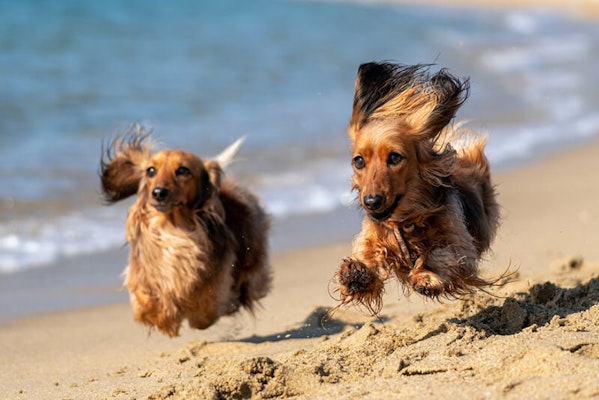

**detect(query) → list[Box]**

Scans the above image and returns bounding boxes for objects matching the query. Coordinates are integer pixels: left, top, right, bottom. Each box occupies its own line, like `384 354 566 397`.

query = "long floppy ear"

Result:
423 69 470 138
204 160 223 190
192 138 244 208
189 161 219 209
349 62 424 138
349 62 469 140
99 125 154 203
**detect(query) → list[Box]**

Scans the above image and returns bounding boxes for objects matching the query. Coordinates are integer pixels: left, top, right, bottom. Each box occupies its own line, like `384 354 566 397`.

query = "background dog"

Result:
100 125 271 336
335 62 501 314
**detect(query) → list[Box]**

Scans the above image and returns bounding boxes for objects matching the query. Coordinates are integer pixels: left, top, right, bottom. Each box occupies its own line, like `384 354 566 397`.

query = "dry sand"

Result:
2 4 599 399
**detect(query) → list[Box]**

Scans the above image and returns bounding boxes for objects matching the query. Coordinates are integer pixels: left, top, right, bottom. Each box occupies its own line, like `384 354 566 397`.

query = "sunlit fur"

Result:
100 125 271 337
335 63 501 314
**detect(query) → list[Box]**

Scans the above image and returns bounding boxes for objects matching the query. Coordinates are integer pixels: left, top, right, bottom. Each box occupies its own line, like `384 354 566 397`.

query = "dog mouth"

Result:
367 195 401 222
151 201 183 213
151 201 173 213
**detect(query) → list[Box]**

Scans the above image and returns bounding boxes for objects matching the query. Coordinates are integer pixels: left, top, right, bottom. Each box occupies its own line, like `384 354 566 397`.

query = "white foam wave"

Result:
504 12 539 35
0 161 355 273
256 159 353 218
0 209 126 274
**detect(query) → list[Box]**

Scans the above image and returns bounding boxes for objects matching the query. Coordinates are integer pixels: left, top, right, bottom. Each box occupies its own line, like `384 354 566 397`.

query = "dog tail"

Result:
215 136 245 169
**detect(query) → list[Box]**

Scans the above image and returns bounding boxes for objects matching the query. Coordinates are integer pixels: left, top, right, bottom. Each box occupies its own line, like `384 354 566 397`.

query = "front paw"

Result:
335 258 385 314
338 258 373 293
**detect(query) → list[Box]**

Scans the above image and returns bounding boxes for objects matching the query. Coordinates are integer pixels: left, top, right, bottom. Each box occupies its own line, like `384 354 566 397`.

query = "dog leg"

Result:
408 246 478 298
129 290 182 337
337 221 398 312
408 255 450 298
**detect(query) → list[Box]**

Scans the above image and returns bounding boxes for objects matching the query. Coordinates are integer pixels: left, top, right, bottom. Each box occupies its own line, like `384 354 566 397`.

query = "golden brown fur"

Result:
100 125 271 336
335 63 501 314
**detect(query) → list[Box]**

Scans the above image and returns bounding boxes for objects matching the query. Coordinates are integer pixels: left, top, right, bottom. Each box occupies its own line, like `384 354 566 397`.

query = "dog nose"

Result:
363 194 383 211
152 187 169 201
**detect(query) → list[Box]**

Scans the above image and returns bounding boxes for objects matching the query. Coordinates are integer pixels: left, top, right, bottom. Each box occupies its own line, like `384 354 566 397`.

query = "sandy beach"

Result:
2 2 599 399
2 135 597 400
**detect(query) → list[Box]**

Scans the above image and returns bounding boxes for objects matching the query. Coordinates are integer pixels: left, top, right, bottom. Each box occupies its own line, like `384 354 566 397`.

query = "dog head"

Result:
142 150 220 213
348 62 469 222
100 126 222 213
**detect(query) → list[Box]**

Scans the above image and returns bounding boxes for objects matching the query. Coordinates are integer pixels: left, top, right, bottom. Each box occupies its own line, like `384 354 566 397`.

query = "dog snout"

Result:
363 194 383 211
152 186 169 202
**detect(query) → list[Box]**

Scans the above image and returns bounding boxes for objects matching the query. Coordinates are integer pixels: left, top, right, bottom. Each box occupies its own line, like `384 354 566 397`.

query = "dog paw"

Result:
338 258 374 293
409 269 446 298
335 258 385 314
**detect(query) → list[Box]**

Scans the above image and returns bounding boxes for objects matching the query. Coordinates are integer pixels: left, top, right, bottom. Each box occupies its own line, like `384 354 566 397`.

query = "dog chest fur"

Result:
124 202 234 309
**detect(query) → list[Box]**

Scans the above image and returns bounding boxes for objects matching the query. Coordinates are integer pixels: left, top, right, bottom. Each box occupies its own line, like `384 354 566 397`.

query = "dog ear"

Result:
99 126 153 203
421 69 470 138
205 160 223 189
349 63 469 140
350 62 407 139
351 62 394 130
192 138 242 208
191 160 222 208
350 63 429 133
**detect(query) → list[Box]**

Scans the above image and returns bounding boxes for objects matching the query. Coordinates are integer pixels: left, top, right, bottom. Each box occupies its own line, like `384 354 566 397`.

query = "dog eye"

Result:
387 152 404 166
146 167 156 177
176 166 191 177
352 156 365 170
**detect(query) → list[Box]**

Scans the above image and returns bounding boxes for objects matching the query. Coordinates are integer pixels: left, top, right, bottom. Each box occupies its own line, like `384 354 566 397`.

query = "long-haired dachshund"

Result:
335 62 501 314
100 125 271 336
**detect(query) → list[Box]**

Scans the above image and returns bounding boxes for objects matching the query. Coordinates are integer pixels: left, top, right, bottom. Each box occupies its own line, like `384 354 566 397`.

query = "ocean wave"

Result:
0 210 126 274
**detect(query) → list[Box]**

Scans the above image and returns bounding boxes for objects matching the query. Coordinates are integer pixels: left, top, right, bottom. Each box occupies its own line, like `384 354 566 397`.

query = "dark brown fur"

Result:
335 63 501 314
100 125 271 336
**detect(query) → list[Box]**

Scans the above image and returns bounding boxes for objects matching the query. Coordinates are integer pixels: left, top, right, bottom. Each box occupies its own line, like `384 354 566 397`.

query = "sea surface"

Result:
2 0 599 277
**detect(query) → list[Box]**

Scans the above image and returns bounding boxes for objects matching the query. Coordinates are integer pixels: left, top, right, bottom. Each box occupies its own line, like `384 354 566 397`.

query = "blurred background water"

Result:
2 0 599 276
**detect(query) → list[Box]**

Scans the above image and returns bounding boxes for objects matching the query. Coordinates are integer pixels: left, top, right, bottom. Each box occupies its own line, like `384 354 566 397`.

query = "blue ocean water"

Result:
1 0 599 273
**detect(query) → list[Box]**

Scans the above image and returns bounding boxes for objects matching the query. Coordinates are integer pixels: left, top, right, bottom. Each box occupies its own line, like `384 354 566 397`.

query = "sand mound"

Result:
140 259 599 400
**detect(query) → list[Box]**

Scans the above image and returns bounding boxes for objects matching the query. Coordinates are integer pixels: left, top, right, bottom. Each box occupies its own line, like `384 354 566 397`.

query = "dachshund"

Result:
335 62 501 314
100 125 271 336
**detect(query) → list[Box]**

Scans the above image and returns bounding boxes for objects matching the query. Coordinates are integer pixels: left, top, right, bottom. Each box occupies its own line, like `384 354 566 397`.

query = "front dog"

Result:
335 62 501 314
100 126 271 336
